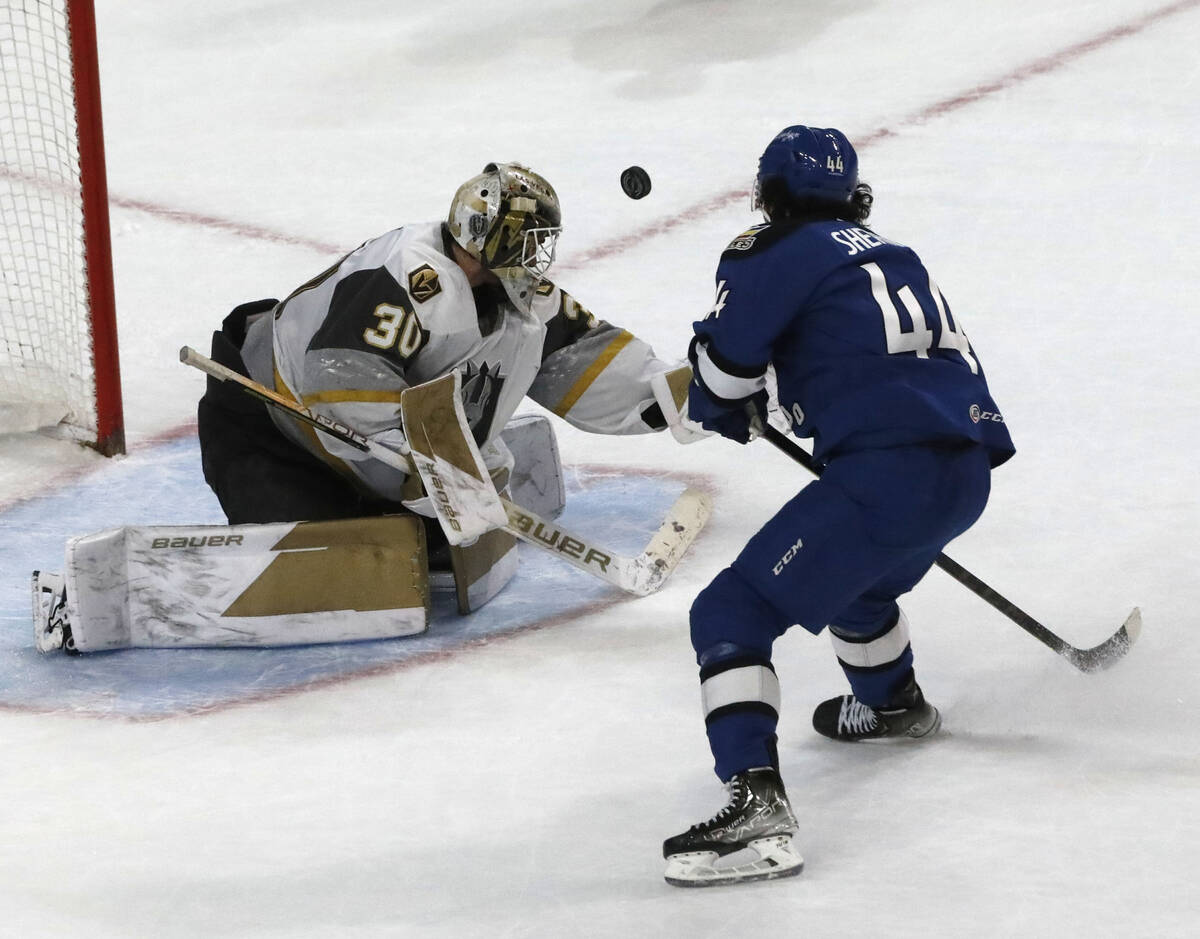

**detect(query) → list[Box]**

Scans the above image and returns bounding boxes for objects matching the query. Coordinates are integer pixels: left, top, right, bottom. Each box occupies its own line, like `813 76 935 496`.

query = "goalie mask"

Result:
448 162 562 311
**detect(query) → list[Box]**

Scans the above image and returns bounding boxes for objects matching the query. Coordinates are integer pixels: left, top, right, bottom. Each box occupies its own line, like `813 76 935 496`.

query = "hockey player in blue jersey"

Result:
662 125 1015 887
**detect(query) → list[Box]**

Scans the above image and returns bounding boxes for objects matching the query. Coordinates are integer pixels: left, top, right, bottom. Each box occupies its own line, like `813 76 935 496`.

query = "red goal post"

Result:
0 0 124 455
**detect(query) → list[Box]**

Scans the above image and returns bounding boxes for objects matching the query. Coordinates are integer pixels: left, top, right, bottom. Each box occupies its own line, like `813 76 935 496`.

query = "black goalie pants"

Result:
196 299 413 526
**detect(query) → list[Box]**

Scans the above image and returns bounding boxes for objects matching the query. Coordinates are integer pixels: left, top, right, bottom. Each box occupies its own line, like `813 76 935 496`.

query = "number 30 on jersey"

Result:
363 302 425 360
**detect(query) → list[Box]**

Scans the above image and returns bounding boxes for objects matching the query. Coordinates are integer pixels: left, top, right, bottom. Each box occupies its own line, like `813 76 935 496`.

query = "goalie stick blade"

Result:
1061 607 1142 673
627 488 713 597
501 487 711 597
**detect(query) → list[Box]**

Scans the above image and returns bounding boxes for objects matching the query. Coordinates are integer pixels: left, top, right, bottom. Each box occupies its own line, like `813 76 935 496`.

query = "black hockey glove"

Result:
686 335 769 444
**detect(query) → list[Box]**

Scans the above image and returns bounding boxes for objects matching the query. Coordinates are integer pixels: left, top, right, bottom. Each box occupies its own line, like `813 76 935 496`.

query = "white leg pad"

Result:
64 516 430 651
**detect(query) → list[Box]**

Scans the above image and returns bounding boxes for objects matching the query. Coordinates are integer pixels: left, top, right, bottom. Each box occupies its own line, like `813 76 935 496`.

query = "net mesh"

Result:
0 0 97 437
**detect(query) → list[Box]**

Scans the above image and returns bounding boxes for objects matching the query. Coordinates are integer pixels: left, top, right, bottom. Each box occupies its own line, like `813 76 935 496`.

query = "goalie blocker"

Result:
33 415 567 653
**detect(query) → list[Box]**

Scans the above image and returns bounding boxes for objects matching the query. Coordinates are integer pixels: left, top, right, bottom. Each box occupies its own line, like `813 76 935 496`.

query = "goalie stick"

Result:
761 425 1141 673
179 346 711 597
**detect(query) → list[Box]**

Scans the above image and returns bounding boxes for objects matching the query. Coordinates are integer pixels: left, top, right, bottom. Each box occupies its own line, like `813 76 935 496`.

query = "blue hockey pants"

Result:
690 442 992 780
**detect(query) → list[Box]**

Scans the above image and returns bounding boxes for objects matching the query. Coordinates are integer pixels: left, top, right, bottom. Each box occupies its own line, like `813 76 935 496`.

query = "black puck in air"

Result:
620 166 652 199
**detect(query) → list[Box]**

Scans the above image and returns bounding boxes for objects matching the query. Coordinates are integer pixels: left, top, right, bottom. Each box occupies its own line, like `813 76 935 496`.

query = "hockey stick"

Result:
179 346 711 597
761 424 1141 672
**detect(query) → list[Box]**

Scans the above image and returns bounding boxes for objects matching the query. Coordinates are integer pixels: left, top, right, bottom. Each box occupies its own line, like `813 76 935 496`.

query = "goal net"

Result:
0 0 124 455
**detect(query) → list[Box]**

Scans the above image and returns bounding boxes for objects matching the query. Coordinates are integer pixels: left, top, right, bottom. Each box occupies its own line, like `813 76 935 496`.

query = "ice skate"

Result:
812 676 940 741
663 767 803 887
32 571 75 654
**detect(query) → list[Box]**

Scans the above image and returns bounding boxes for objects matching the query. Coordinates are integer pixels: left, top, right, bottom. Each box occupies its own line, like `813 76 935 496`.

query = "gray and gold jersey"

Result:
240 221 669 501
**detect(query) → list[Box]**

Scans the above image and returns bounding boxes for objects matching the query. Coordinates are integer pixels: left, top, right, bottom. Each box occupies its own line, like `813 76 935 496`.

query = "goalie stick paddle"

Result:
761 424 1141 673
179 346 711 597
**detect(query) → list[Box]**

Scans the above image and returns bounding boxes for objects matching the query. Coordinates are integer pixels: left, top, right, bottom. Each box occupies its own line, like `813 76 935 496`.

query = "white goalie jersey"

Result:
238 221 672 501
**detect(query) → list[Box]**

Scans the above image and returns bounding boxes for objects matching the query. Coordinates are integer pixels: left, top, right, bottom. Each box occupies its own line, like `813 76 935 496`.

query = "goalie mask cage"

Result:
0 0 124 455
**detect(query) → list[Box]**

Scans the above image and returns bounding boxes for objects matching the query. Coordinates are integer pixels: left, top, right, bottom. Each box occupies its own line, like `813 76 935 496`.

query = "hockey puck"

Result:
620 166 652 200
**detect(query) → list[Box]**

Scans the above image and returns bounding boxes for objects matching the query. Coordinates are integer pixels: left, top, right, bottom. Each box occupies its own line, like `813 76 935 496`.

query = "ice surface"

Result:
1 1 1197 936
2 440 694 718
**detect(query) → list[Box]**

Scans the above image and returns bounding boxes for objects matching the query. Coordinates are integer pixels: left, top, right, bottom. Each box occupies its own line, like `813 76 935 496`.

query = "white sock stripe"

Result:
700 665 781 718
694 342 767 402
829 610 912 668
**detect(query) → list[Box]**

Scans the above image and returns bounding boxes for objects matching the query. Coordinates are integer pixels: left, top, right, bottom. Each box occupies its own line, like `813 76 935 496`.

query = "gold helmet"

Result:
448 162 562 285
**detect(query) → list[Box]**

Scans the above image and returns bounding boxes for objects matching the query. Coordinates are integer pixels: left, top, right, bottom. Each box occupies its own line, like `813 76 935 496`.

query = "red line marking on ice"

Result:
0 164 342 256
566 0 1200 267
875 0 1200 131
110 195 343 255
0 422 198 515
0 590 636 724
7 0 1191 266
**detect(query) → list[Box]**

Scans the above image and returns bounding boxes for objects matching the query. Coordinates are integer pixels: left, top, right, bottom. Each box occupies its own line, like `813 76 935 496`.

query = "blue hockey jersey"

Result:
690 219 1015 466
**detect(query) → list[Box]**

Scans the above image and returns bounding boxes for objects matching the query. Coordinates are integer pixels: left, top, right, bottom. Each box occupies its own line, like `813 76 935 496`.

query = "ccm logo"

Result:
772 537 804 576
969 404 1005 424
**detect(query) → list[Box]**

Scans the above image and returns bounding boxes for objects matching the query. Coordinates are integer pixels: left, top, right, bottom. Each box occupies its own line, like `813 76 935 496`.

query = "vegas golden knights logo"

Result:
408 264 442 303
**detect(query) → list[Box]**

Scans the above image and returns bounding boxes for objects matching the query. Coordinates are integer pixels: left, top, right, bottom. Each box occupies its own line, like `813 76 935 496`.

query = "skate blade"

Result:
664 835 804 887
905 706 942 739
843 705 941 742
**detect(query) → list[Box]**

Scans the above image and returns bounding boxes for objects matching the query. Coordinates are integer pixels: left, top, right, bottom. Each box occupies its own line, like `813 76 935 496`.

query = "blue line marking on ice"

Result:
0 436 686 719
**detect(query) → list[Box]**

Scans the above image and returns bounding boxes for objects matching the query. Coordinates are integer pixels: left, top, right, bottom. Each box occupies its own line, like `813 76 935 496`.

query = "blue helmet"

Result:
753 125 858 212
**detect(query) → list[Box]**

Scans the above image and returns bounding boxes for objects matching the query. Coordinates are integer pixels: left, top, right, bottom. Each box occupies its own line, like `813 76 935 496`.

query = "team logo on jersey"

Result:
407 265 442 303
535 280 556 297
460 360 504 441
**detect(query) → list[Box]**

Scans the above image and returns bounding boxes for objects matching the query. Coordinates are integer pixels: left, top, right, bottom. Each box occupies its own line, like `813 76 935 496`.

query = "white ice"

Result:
2 0 1198 936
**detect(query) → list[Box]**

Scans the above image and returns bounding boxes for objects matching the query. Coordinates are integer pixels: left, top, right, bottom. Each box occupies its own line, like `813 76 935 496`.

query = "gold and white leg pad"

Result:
664 835 804 887
60 515 430 652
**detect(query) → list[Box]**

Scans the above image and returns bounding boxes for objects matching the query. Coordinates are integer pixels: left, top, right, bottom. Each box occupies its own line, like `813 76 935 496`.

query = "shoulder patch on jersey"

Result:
407 264 442 303
535 280 556 297
725 224 769 252
720 222 798 261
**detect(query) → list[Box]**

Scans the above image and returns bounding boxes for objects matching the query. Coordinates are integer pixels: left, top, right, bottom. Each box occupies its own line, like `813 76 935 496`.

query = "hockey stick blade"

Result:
627 486 713 596
1059 606 1141 673
923 522 1143 674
